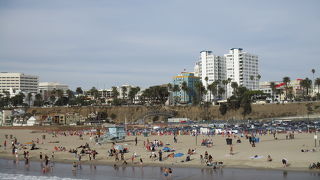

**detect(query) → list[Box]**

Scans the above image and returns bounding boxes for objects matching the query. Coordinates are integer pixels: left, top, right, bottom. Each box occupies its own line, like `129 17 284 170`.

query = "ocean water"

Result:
0 159 319 180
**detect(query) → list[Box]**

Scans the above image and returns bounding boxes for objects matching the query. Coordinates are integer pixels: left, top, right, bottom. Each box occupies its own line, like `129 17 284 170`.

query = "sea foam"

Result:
0 172 87 180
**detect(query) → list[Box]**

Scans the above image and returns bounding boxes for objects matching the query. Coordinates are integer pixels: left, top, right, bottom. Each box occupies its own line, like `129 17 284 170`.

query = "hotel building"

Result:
0 72 39 93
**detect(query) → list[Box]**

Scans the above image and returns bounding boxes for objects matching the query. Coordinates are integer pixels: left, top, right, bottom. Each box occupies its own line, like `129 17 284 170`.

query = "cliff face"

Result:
26 102 320 123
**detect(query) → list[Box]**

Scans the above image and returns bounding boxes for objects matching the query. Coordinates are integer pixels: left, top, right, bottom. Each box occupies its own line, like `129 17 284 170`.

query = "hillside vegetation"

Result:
25 102 320 123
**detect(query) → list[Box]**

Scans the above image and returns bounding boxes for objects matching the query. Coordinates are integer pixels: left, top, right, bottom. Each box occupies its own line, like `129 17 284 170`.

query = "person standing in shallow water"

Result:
72 162 77 171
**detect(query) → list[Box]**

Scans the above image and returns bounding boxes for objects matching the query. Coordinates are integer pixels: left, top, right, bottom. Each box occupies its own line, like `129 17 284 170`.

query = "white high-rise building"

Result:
194 51 226 100
224 48 259 97
0 72 39 93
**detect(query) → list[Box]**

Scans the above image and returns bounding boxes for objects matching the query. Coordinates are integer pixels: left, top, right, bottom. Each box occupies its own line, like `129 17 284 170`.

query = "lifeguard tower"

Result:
99 125 126 143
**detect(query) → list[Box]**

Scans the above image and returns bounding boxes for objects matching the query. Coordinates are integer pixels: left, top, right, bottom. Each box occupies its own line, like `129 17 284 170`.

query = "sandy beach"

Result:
0 128 319 171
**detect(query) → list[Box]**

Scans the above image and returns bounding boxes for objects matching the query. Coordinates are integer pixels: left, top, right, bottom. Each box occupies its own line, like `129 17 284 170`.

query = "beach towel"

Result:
174 153 184 157
163 147 171 152
250 155 264 159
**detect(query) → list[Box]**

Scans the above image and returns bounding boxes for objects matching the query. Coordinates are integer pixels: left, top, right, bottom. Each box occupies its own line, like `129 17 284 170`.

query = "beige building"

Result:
39 82 69 101
0 72 39 93
39 82 69 92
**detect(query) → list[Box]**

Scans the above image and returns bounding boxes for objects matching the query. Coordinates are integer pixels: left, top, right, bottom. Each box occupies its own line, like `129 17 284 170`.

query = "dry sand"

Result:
0 129 319 171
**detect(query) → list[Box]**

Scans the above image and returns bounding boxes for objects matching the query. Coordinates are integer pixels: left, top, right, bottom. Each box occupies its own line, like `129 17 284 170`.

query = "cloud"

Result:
0 0 320 90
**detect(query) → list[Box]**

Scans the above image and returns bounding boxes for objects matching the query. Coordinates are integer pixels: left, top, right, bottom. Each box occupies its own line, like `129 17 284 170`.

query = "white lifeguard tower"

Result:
99 125 126 143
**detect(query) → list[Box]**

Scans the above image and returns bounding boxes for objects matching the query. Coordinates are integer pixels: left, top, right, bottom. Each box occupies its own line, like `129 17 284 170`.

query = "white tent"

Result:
26 116 37 126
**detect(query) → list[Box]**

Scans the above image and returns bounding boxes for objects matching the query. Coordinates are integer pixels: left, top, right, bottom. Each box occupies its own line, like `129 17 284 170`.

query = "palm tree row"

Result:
277 69 320 101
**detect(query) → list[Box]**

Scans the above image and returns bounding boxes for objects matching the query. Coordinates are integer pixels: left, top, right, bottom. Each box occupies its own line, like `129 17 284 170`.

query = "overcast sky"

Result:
1 0 319 90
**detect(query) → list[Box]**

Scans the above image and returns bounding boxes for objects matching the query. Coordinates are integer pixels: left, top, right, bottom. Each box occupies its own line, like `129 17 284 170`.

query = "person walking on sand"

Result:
282 158 288 167
159 150 163 161
4 140 6 150
229 145 233 155
131 153 135 163
135 137 138 146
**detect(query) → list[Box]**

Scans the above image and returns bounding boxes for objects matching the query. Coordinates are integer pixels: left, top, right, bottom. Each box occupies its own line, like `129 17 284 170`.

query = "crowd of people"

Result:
1 127 319 178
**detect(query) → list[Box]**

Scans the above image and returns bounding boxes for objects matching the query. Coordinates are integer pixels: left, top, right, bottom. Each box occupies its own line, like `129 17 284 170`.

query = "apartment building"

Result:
224 48 259 97
194 51 226 101
172 72 200 104
194 51 226 86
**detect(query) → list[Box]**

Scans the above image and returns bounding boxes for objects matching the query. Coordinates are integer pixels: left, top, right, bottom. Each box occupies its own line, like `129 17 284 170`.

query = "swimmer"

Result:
72 162 77 171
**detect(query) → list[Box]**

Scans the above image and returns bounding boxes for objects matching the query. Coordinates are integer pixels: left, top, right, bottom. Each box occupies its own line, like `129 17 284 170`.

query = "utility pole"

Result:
315 125 317 147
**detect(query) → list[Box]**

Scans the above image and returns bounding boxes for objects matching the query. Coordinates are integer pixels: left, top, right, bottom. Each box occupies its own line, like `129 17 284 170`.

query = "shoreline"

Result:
0 153 317 173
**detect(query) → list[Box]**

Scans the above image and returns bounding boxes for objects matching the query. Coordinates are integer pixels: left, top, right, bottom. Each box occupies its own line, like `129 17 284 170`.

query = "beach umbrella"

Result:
114 145 124 151
174 153 184 157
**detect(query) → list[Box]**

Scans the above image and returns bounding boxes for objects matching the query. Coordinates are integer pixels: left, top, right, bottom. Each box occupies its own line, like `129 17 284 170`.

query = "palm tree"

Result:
270 82 277 103
222 80 228 99
311 69 315 96
51 89 57 97
195 81 204 104
287 87 294 101
181 81 188 103
250 75 254 89
218 87 225 99
34 93 43 107
282 76 290 100
76 87 83 95
300 78 312 98
257 74 261 81
56 89 64 99
315 78 320 95
304 78 312 96
207 83 216 103
111 86 119 100
121 86 127 100
231 82 238 95
204 77 209 102
172 84 180 105
49 95 56 105
27 92 33 106
257 74 261 91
